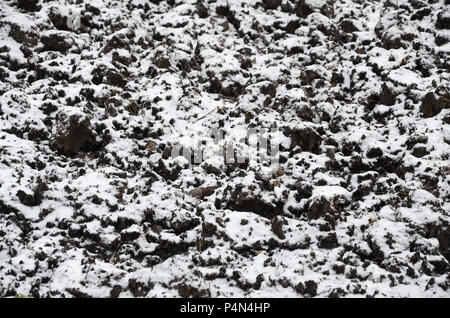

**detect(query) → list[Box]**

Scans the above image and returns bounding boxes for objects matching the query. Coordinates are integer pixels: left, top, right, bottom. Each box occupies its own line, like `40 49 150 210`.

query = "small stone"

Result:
189 186 217 199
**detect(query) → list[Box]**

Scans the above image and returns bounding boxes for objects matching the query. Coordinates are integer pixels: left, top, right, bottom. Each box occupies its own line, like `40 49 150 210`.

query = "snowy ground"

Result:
0 0 449 297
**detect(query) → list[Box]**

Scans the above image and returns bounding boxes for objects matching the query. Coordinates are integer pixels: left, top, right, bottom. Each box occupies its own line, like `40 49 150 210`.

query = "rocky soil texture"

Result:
0 0 449 297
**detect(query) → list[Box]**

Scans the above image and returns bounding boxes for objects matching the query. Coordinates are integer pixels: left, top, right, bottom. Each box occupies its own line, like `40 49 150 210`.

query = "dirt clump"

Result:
285 127 322 154
16 179 48 207
41 33 73 53
17 0 41 12
271 217 285 239
51 111 98 156
420 92 449 117
319 232 339 249
438 226 450 262
379 84 396 106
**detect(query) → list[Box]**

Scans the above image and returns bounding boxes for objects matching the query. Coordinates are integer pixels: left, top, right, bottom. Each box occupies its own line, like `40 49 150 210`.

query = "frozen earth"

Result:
0 0 449 297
